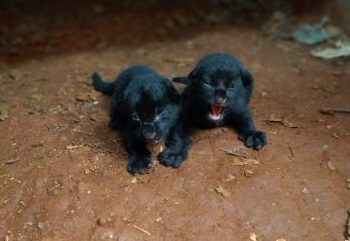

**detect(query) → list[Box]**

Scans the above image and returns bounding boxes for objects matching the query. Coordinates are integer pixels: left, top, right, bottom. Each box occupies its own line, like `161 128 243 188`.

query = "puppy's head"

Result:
125 80 180 145
191 66 253 120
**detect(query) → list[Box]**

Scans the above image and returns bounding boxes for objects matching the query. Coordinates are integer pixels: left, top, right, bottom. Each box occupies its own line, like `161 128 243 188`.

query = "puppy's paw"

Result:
127 156 152 174
240 131 267 150
158 150 187 168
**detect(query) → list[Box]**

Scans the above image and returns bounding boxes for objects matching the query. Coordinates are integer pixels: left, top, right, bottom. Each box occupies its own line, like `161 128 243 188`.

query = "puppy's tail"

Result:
172 77 191 85
92 72 114 95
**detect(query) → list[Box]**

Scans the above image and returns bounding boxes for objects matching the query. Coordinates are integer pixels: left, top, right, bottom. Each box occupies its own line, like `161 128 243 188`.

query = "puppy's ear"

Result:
167 86 181 103
241 69 254 88
188 67 198 80
173 77 191 85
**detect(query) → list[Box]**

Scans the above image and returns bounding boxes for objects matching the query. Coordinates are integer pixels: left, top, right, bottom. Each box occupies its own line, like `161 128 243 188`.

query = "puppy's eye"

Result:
201 81 212 87
131 113 140 122
229 81 237 88
155 115 161 121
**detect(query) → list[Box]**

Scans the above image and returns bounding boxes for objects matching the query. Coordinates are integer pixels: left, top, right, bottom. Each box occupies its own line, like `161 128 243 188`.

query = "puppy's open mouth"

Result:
209 104 225 120
145 138 162 146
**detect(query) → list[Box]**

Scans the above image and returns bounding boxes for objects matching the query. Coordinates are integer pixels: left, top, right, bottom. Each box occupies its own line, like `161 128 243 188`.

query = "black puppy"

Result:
92 65 180 174
159 52 267 168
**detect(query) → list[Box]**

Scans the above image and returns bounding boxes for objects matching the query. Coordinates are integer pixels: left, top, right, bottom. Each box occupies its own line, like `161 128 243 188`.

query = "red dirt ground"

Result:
0 2 349 241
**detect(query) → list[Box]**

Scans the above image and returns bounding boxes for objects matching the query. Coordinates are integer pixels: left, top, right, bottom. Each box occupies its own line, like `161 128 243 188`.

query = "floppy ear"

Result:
188 67 198 80
241 68 254 88
173 77 191 85
167 86 181 103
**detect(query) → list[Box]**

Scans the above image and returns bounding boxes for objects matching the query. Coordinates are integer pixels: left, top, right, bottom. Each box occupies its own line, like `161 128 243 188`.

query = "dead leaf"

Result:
220 147 249 158
327 161 336 171
66 144 84 150
0 103 9 121
214 185 231 197
222 174 236 182
250 232 258 241
232 157 259 166
265 116 298 128
4 159 19 164
75 91 102 102
243 169 255 177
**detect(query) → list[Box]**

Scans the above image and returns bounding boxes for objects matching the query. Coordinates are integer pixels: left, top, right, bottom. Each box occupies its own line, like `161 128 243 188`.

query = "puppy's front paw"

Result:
240 131 267 150
127 156 152 174
158 150 187 168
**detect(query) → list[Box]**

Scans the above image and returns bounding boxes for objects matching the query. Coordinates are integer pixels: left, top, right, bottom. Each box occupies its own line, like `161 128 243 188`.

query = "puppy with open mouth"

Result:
159 52 267 168
92 65 180 174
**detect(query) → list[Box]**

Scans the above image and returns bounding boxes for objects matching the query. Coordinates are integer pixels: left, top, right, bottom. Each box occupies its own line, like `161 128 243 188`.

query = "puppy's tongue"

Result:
211 104 223 116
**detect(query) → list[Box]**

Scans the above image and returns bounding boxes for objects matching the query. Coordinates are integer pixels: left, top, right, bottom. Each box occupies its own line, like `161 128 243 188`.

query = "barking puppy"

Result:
159 52 267 168
92 65 180 174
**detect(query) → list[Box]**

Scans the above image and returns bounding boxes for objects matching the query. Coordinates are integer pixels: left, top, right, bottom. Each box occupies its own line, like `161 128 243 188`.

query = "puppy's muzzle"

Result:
214 89 227 106
142 123 156 141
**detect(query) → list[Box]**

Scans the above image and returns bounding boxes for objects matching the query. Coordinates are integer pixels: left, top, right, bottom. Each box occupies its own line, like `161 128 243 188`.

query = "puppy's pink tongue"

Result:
211 104 223 116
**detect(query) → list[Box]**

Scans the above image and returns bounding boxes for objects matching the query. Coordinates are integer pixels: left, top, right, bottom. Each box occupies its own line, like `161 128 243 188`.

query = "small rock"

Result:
97 217 107 226
84 168 91 175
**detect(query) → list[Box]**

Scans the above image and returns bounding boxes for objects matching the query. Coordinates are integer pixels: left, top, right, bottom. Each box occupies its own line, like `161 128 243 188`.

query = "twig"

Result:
131 224 151 236
219 148 250 159
288 146 295 160
346 209 350 240
265 117 298 128
122 216 151 236
319 108 350 115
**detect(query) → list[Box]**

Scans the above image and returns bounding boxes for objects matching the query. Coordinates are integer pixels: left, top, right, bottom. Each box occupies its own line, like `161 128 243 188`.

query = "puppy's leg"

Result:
159 123 192 168
124 136 152 174
229 109 267 150
108 100 123 130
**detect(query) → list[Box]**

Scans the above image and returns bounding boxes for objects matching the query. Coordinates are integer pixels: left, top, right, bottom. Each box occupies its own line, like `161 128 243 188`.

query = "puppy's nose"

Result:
215 96 227 105
215 89 227 105
142 123 156 140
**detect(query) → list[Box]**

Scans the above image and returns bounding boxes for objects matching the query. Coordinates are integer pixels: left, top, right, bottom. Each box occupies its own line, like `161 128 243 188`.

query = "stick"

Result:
288 146 295 160
319 108 350 115
131 224 151 236
346 209 350 240
219 148 250 159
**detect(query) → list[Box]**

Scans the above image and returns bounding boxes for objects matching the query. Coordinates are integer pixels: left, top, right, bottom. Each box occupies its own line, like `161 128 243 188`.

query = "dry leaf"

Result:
327 161 336 171
222 174 236 182
66 144 84 150
250 232 258 241
214 185 231 197
265 116 298 128
220 147 249 158
0 103 9 121
232 157 259 166
4 159 19 164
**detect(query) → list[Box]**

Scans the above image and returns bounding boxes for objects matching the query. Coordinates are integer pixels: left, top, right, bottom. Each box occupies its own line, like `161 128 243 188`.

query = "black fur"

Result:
93 65 180 174
160 53 267 168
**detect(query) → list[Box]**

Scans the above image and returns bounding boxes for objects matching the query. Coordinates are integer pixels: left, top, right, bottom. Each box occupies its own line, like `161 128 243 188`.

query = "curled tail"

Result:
92 72 114 95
